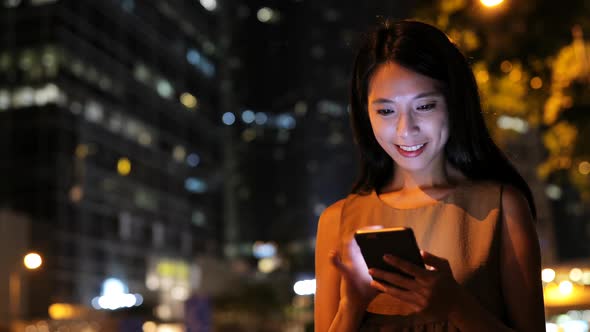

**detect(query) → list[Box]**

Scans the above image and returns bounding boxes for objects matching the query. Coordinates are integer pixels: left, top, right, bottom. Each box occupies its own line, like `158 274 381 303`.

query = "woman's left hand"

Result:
368 250 461 318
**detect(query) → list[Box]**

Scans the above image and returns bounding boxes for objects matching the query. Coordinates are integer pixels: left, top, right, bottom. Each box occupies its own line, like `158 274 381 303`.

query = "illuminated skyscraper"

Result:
0 0 222 327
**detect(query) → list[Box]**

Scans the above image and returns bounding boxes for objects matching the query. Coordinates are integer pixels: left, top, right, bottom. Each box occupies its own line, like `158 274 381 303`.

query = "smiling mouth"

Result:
396 144 425 152
394 143 427 157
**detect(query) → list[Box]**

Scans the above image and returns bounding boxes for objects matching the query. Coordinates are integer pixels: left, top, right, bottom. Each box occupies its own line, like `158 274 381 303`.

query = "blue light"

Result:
186 49 201 65
92 277 142 310
277 114 296 129
242 110 255 124
222 112 236 125
185 177 207 193
202 61 216 78
186 153 200 167
186 49 216 78
253 242 277 259
255 112 268 125
103 278 127 295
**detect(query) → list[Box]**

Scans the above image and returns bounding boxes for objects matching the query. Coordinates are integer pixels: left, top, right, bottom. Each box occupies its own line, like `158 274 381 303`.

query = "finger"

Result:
329 250 346 271
420 250 450 271
370 280 423 311
369 268 420 292
330 250 358 282
357 225 384 231
383 254 428 279
348 237 362 256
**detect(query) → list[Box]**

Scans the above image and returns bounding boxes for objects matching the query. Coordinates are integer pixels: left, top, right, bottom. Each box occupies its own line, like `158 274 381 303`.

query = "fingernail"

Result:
383 254 392 260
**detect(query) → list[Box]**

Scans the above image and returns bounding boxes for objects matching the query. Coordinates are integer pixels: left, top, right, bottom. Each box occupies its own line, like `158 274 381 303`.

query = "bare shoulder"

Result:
315 199 347 332
499 183 540 266
316 199 347 253
498 187 545 331
500 184 534 224
319 199 346 224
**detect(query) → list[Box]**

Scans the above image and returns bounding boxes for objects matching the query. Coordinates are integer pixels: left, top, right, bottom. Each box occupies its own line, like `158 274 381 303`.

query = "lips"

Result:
395 143 427 158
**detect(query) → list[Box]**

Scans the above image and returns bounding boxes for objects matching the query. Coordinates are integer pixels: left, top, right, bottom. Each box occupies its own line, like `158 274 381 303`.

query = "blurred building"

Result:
0 0 223 329
223 0 412 254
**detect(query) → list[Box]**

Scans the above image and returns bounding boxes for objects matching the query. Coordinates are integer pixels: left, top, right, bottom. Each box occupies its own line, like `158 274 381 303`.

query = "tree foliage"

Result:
414 0 590 200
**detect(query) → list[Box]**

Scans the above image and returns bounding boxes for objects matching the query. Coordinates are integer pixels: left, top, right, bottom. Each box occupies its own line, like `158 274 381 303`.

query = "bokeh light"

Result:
117 158 131 176
542 268 556 283
481 0 504 7
500 60 512 73
24 252 42 269
559 280 574 295
293 279 316 296
241 110 255 123
257 7 274 23
180 92 198 109
578 161 590 175
200 0 217 11
530 76 543 89
570 268 583 282
222 112 236 125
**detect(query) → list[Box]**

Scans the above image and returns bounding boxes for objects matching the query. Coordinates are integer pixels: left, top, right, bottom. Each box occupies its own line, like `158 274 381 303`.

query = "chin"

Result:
396 164 429 173
392 157 434 172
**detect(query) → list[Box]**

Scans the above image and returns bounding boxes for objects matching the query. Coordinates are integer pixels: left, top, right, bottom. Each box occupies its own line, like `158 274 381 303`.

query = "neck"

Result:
387 160 460 192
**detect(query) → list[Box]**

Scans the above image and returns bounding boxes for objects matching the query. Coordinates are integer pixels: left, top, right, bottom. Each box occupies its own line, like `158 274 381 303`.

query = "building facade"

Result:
0 0 222 329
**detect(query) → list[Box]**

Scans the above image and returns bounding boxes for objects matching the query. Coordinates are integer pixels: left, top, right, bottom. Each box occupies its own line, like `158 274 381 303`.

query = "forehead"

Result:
368 62 441 99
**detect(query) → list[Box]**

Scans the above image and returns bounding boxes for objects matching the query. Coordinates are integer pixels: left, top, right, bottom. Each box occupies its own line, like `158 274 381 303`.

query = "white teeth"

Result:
398 144 425 152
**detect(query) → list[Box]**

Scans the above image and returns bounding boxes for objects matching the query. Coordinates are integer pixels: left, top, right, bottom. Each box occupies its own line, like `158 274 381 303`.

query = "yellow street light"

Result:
23 252 42 270
9 252 44 327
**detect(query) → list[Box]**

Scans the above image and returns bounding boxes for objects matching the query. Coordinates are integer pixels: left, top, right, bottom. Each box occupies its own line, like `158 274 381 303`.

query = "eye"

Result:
377 109 395 115
416 103 436 111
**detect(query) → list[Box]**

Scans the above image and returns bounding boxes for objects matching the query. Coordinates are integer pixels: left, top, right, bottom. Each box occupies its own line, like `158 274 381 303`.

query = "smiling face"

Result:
367 62 450 178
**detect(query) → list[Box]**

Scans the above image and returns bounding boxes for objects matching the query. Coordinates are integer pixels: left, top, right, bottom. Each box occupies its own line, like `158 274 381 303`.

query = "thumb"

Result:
329 250 347 273
330 250 358 282
420 250 449 270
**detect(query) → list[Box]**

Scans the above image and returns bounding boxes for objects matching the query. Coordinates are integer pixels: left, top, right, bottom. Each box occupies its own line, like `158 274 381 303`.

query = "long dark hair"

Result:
349 19 536 218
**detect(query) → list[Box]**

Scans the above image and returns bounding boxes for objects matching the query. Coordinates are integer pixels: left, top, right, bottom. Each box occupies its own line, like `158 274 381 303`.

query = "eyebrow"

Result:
370 91 442 104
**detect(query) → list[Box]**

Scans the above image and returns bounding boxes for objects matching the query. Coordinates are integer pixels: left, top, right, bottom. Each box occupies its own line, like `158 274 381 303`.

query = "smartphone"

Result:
354 227 424 279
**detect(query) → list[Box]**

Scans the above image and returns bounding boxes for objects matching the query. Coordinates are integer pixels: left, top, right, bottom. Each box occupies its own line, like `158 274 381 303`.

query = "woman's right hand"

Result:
330 236 379 311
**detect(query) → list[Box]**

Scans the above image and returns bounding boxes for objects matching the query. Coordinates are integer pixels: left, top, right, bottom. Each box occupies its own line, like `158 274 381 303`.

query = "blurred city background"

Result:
0 0 590 331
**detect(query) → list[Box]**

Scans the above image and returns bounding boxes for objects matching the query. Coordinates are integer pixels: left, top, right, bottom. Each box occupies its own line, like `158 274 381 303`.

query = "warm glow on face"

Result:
24 252 42 269
367 62 449 176
481 0 504 7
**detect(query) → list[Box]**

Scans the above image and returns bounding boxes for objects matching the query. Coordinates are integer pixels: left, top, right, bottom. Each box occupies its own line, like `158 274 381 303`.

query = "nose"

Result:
396 110 419 138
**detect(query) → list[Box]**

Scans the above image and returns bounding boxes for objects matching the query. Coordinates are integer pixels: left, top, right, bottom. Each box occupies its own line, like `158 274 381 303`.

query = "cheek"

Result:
421 111 448 137
437 117 450 145
370 118 393 141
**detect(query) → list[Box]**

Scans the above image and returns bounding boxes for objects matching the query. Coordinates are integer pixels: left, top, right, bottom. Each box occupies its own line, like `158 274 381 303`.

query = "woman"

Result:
314 20 545 331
